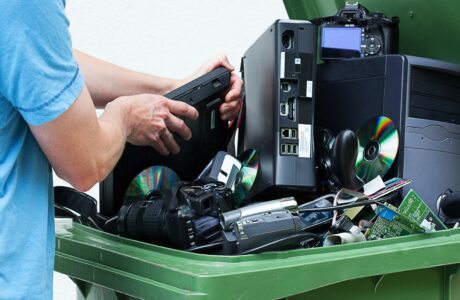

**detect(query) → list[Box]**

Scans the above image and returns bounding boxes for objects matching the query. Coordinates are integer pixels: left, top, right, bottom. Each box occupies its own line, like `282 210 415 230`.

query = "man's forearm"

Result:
74 50 179 108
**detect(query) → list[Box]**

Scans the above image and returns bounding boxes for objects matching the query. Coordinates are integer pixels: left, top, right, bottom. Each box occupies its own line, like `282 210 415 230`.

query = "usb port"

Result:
281 143 298 156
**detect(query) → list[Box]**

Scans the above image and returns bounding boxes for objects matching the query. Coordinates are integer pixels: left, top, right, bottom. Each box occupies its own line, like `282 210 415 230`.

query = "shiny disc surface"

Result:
234 149 259 206
355 116 399 182
123 166 180 202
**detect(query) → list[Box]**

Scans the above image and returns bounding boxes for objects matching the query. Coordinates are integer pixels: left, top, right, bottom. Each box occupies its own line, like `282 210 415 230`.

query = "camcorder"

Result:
312 2 399 60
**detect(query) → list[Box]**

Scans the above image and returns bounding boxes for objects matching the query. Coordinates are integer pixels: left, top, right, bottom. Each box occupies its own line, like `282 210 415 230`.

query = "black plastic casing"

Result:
100 68 230 216
241 20 317 201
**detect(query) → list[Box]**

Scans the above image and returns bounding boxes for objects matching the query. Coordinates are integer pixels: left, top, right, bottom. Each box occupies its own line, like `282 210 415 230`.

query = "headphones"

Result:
316 128 364 193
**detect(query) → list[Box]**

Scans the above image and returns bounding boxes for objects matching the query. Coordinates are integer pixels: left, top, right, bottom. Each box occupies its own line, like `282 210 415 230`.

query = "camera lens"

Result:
117 199 166 244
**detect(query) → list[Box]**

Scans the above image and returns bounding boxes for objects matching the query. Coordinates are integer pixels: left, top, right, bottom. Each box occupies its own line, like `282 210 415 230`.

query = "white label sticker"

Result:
298 124 311 158
295 58 301 65
362 176 385 196
306 80 313 98
280 52 285 79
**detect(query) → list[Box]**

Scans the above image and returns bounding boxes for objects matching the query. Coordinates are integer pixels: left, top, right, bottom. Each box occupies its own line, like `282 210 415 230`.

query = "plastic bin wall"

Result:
283 0 460 65
55 223 460 300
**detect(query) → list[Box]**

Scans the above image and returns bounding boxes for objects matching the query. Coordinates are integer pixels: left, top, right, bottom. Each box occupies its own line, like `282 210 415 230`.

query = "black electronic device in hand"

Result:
100 67 231 216
165 67 230 108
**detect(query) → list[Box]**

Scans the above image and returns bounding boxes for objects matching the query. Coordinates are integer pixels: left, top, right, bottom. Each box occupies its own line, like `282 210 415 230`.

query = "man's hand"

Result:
30 86 198 191
178 55 244 121
113 94 198 155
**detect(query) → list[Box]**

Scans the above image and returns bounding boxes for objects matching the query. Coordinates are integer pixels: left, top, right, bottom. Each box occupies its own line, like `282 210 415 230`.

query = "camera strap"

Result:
54 186 109 231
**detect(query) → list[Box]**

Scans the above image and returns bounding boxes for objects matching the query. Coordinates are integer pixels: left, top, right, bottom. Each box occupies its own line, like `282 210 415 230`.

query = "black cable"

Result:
186 241 224 253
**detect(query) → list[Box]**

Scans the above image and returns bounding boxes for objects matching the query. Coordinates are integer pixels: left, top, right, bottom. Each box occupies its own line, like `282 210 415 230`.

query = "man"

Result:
0 1 243 299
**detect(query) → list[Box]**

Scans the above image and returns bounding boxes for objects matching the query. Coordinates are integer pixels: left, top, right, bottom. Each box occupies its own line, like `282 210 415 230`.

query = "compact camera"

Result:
313 2 399 60
117 179 235 250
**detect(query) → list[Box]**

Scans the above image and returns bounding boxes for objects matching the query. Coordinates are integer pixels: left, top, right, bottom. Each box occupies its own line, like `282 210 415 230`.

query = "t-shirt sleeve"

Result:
0 0 84 126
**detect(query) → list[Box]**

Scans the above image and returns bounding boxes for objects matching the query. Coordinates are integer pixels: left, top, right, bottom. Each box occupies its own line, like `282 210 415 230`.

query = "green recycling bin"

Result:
54 2 460 299
283 0 460 64
55 222 460 299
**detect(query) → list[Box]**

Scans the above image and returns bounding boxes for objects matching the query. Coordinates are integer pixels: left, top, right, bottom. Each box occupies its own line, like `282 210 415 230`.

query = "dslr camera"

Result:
117 179 235 250
313 2 399 60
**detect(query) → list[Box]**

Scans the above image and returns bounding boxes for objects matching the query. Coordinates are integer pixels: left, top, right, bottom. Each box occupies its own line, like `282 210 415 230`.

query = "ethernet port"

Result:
281 128 290 139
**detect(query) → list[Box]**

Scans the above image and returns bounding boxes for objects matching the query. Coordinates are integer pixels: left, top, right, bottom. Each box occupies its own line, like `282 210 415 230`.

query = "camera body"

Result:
117 180 235 250
165 181 235 249
317 2 399 60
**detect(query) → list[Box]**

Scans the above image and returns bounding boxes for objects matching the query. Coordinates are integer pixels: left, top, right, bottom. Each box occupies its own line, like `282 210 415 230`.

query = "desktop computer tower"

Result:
241 20 317 201
316 55 460 210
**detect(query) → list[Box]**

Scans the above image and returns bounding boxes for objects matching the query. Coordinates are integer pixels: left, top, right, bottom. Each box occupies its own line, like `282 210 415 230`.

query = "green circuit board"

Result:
366 203 425 240
398 189 447 230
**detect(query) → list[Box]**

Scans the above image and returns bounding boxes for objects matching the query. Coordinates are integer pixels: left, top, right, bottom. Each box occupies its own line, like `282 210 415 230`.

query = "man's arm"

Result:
74 50 179 108
29 85 198 192
74 50 243 121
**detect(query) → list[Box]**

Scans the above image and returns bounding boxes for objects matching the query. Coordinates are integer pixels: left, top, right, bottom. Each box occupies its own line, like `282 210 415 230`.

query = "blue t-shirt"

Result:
0 0 84 298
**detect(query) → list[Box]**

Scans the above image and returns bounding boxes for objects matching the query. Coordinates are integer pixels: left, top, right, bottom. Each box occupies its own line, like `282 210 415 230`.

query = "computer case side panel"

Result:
242 20 277 200
243 20 317 201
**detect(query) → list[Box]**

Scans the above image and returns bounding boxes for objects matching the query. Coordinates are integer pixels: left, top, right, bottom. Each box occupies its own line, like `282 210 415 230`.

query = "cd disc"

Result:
355 116 399 182
234 149 259 206
123 166 180 202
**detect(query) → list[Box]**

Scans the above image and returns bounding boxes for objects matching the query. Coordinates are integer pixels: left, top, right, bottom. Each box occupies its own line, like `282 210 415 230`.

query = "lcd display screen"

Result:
322 27 362 51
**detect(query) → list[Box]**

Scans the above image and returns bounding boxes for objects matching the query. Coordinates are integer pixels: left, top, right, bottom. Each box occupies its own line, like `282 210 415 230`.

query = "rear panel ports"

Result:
280 98 296 120
280 102 288 116
280 143 298 156
287 97 296 121
281 81 291 92
281 128 297 139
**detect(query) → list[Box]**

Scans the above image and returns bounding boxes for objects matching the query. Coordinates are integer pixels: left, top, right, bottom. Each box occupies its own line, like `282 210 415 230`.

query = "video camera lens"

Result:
117 196 167 245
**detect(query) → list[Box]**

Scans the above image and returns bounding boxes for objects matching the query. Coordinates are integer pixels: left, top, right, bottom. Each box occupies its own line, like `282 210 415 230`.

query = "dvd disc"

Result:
355 116 399 182
123 166 180 202
234 149 259 206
